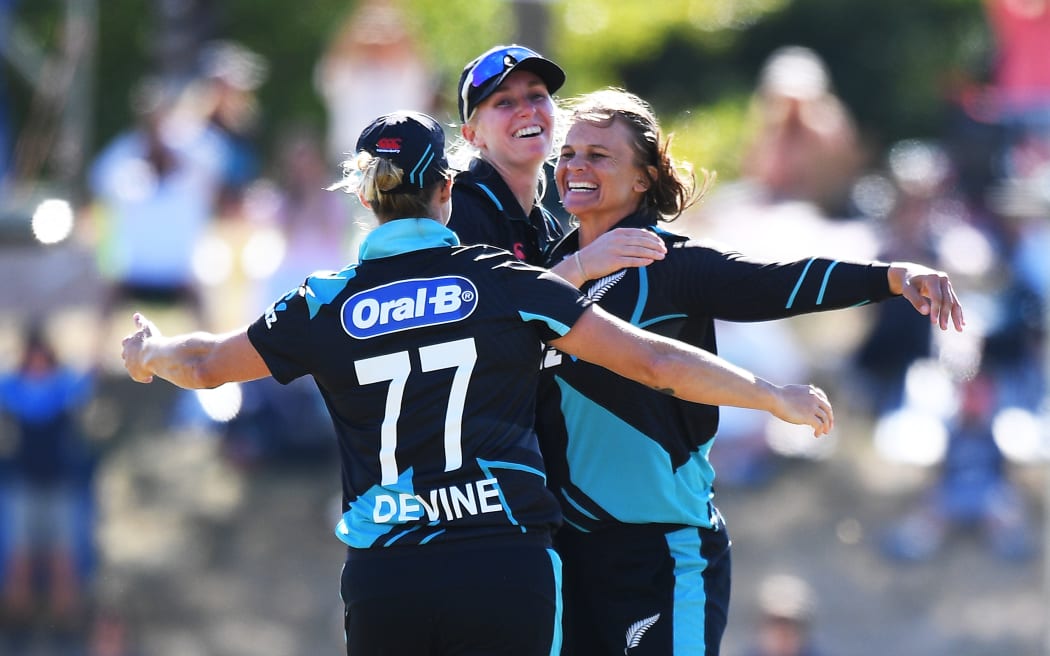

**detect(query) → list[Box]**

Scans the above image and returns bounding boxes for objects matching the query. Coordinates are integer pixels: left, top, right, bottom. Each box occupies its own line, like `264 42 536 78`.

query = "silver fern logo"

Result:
585 269 626 301
624 612 660 653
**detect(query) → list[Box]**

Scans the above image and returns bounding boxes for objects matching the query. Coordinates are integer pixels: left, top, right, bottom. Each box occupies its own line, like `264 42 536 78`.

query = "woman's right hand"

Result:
555 228 667 286
772 384 834 437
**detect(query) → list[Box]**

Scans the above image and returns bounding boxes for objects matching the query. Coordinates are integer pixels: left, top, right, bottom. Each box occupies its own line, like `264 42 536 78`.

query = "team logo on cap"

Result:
375 137 402 153
342 276 479 339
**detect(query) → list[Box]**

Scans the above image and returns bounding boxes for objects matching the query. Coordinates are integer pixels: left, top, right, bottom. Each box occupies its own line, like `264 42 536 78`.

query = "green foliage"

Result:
664 94 752 184
4 0 989 185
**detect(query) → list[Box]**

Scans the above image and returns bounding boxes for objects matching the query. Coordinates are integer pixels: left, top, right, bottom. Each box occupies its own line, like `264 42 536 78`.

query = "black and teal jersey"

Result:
247 219 591 552
449 158 563 266
537 209 895 532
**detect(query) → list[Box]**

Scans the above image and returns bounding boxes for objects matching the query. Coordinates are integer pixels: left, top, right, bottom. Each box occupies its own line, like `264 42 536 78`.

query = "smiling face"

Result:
556 117 651 229
462 70 555 172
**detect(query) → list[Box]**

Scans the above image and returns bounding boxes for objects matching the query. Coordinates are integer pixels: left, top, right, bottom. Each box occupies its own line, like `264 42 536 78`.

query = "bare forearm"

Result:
122 314 269 389
649 339 780 411
551 307 832 435
141 332 225 389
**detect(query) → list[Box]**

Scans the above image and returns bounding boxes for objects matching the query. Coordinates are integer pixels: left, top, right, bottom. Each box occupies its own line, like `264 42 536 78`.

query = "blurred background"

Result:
0 0 1048 654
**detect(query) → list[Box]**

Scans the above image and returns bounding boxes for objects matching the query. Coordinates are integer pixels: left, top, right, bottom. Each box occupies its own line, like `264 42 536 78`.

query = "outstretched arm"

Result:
549 305 833 437
121 313 271 389
551 228 667 287
887 261 965 332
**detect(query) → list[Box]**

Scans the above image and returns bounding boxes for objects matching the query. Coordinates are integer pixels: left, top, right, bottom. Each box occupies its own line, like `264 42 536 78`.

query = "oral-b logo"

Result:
342 276 478 339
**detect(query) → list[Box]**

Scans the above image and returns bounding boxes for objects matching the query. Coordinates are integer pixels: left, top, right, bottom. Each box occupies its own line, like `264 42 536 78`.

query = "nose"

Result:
564 153 585 171
517 99 537 118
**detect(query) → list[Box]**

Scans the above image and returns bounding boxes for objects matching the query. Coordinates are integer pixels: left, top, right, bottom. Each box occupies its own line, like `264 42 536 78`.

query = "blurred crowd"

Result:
1 0 1048 653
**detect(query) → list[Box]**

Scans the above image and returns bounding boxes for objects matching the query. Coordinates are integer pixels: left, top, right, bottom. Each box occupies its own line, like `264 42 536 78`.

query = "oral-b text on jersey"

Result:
342 276 479 339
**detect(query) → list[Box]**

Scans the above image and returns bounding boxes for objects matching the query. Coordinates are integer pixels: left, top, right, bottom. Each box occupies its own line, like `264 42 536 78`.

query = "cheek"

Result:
554 163 567 189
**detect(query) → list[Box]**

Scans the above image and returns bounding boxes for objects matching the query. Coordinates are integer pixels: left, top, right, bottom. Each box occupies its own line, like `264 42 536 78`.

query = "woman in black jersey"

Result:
449 44 666 278
120 110 836 656
540 88 966 656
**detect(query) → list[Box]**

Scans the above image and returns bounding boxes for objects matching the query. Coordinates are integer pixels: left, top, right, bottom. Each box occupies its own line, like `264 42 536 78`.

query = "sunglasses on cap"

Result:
466 45 542 89
458 45 565 122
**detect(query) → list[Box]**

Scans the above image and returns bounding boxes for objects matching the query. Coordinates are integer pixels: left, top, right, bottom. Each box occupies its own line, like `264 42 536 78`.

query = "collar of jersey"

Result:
357 218 461 261
550 208 662 262
458 158 531 221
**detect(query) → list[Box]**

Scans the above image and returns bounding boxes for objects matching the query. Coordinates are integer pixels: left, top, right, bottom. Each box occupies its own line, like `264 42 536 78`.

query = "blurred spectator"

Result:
314 0 437 167
190 40 269 218
881 373 1034 562
743 573 824 656
740 45 868 217
688 46 877 487
0 0 11 192
0 319 98 637
85 605 140 656
86 77 228 365
852 141 950 417
253 123 356 305
219 124 350 466
984 0 1050 126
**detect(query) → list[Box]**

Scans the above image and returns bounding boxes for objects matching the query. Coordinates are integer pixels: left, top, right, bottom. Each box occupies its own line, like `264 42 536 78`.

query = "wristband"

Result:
574 251 589 280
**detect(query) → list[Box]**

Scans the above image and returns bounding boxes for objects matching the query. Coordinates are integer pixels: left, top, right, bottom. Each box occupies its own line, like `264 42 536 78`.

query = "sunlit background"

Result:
1 1 1048 655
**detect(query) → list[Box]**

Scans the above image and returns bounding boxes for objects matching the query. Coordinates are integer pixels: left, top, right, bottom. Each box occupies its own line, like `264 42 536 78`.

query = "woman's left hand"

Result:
888 262 965 332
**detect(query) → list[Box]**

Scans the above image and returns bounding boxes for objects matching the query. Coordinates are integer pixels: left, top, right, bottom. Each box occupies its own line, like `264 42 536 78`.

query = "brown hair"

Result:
567 88 713 221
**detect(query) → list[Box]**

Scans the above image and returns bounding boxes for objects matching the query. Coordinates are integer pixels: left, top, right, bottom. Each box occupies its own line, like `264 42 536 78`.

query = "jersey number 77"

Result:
354 338 478 485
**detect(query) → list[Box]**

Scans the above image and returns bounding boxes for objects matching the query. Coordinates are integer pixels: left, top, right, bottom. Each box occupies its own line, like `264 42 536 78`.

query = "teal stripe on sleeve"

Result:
816 260 840 305
785 257 817 309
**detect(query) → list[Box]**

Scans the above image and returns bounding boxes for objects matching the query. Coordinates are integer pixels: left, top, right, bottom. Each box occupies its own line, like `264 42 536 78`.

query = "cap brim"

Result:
463 56 566 122
509 57 566 95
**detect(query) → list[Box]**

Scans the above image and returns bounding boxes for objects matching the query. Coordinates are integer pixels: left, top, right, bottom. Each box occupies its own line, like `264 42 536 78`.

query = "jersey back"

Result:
248 243 589 550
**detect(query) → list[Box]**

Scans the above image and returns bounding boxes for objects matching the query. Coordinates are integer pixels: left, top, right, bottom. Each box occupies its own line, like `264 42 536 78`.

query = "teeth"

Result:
514 126 542 138
568 182 597 191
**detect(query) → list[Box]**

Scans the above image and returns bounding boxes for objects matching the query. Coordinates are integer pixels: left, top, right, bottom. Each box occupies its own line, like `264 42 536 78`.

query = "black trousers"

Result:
556 517 731 656
341 539 562 655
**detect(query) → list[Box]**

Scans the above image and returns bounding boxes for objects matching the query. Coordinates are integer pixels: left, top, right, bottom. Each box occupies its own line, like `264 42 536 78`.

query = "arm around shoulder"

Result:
549 306 833 436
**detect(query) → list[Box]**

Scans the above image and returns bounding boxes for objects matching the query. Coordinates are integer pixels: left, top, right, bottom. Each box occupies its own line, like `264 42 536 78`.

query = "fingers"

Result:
904 274 966 332
926 277 965 332
581 229 667 278
122 312 154 384
133 312 154 338
812 386 833 437
779 384 834 437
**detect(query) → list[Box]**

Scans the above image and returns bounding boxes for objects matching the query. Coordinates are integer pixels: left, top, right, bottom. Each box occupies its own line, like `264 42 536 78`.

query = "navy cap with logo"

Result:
355 111 449 194
458 44 566 123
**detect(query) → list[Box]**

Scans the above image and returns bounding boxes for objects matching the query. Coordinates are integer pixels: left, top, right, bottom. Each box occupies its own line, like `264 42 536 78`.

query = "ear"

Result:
356 191 372 209
437 176 453 204
461 123 477 145
633 165 657 193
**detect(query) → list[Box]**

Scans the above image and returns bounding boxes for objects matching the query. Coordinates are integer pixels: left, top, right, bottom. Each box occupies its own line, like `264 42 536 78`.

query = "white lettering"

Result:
353 299 380 329
438 487 453 519
387 298 415 322
418 490 442 521
397 492 422 522
369 478 505 524
415 288 427 317
430 285 462 314
373 495 397 523
477 478 503 513
449 485 477 519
